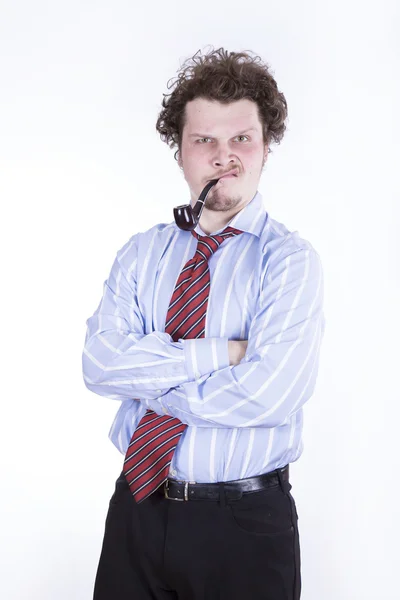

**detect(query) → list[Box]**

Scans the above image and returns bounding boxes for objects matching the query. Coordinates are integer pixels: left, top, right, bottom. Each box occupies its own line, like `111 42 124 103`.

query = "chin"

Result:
207 193 242 212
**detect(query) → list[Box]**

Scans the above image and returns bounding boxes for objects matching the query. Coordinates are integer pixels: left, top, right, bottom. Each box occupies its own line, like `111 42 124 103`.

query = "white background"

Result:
1 1 399 598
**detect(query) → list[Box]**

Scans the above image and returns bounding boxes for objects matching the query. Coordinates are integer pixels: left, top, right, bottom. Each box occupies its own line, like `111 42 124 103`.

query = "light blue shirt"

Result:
82 191 325 483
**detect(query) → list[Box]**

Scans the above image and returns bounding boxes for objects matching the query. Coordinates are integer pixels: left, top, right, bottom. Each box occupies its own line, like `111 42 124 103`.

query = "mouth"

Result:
209 169 239 183
216 174 238 185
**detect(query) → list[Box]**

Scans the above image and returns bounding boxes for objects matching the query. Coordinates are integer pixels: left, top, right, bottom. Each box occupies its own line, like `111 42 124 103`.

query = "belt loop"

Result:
218 482 226 508
276 468 289 494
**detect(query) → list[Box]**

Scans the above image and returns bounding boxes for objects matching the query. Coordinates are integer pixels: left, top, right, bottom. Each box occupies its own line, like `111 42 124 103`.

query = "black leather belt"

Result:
160 465 289 501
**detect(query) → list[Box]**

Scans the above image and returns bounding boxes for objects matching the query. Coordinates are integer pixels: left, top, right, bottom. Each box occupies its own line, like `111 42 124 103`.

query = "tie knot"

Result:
191 226 243 262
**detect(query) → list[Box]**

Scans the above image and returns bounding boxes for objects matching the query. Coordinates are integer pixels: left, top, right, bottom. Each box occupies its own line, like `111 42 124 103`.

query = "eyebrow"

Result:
188 128 257 138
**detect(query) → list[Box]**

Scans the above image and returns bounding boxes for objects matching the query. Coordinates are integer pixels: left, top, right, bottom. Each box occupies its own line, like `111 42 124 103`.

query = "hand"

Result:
228 340 248 366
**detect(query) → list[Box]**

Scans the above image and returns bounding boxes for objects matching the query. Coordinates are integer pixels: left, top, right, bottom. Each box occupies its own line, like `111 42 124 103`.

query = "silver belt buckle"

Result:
164 480 194 501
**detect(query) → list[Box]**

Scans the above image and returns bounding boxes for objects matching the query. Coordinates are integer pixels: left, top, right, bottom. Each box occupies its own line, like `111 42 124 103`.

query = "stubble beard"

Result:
204 186 242 212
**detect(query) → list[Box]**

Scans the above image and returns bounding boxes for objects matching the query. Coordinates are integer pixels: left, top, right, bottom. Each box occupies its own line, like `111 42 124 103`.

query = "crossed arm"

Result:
82 238 325 429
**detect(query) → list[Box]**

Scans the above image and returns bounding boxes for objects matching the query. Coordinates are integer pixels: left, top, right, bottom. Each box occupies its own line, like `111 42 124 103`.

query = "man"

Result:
83 47 325 600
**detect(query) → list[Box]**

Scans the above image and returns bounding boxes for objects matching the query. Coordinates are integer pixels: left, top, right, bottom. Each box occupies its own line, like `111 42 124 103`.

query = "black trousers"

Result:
93 470 301 599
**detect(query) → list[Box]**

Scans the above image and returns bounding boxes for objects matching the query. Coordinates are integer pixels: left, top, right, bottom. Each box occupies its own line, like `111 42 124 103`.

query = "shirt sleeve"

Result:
148 245 325 428
82 236 230 401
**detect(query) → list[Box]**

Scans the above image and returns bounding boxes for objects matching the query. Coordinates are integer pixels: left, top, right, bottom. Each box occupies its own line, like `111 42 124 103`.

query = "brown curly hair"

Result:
155 46 288 161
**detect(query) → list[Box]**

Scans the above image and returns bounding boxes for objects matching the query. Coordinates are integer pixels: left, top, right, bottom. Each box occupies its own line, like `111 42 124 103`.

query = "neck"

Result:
197 195 254 235
198 208 236 235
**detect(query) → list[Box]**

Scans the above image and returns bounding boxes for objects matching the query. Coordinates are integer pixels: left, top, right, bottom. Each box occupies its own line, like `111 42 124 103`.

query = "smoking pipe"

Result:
173 179 220 231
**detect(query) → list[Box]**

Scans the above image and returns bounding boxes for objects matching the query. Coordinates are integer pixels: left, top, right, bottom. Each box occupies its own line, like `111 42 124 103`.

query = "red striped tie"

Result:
123 225 243 502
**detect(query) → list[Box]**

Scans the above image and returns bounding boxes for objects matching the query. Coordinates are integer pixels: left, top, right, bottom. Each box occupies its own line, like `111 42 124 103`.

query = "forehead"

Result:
183 98 262 134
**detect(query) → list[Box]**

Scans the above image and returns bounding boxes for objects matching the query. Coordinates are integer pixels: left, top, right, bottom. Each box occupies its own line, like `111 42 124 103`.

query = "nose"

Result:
211 141 237 169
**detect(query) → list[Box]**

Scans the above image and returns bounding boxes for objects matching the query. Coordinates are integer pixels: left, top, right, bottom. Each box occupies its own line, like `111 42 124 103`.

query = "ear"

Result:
177 151 183 169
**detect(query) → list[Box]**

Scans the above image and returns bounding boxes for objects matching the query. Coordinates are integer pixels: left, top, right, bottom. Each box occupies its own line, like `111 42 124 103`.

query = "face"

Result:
178 98 268 215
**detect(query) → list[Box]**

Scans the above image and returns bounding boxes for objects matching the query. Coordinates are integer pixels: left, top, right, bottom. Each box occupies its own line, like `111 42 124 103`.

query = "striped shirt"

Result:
82 191 325 483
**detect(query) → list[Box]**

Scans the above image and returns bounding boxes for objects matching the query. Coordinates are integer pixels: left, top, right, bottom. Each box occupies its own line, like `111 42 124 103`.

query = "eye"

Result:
235 135 249 142
197 137 212 143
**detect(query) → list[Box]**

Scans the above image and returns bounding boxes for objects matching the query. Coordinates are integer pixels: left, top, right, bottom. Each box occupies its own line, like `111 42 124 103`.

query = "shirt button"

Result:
170 469 177 476
163 407 168 414
194 371 200 379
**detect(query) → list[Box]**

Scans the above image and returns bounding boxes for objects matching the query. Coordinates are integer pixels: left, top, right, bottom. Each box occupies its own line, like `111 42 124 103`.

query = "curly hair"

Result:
155 46 288 161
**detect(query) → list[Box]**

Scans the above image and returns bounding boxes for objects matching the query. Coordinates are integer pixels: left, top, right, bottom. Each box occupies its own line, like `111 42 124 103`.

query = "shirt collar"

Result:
194 191 267 238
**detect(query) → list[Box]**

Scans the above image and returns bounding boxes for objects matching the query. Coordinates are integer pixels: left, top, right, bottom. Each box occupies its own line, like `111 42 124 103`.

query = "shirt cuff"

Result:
182 337 230 381
139 338 230 417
